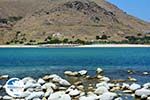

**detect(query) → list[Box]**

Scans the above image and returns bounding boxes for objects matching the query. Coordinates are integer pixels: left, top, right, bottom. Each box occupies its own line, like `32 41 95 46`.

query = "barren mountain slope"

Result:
0 0 149 44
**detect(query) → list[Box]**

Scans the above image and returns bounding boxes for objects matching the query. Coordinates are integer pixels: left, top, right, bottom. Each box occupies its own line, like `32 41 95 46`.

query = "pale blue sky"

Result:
108 0 150 22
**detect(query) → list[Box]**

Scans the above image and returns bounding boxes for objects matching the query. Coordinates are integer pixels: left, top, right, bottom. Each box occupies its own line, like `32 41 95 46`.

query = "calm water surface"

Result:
0 47 150 84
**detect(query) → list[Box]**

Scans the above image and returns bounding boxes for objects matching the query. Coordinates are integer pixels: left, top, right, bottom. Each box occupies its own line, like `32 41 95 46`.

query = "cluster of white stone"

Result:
0 68 150 100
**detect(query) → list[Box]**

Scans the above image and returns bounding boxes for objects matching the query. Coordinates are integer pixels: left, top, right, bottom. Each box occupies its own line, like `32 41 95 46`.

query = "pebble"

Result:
128 77 137 82
64 71 78 76
42 82 57 90
96 82 110 89
3 95 13 100
79 95 98 100
97 75 103 79
68 89 80 97
24 82 41 89
44 87 54 97
96 68 103 74
48 91 71 100
0 75 9 79
94 86 108 95
100 76 110 82
59 79 71 86
99 92 118 100
77 85 84 91
122 83 130 89
147 97 150 100
143 83 150 89
78 70 87 76
37 78 45 84
25 92 44 100
129 83 141 91
143 72 149 75
135 88 150 97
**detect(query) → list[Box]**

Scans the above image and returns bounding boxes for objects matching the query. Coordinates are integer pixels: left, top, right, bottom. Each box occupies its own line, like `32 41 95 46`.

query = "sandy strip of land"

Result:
0 44 79 48
0 45 39 48
0 44 150 48
76 44 150 48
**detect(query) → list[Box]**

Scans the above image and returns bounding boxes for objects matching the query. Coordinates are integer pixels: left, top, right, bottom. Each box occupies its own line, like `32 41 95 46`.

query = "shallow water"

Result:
0 47 150 84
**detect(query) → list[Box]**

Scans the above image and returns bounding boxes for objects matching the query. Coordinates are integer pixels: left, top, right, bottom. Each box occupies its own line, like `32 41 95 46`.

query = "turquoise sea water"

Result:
0 47 150 84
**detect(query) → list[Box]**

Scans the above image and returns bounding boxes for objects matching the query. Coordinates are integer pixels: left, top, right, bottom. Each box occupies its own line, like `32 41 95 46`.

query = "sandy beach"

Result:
0 44 150 48
76 44 150 48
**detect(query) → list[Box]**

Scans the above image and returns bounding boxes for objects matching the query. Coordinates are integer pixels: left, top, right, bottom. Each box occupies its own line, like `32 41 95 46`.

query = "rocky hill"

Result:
0 0 150 44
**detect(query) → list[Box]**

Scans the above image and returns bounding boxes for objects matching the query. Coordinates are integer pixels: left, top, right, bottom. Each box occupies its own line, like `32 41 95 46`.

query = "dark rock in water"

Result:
127 70 136 74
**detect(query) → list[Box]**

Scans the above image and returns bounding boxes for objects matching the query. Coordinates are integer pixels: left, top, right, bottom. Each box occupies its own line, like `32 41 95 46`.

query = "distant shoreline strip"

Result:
0 44 150 48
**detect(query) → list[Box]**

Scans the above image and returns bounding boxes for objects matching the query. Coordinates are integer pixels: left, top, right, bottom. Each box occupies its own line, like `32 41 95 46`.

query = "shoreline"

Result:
0 44 150 48
76 44 150 48
0 68 149 99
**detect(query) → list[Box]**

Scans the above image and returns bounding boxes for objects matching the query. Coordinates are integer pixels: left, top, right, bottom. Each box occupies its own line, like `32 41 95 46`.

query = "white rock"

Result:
22 77 36 84
79 95 98 100
37 78 45 84
45 87 54 97
52 78 62 83
20 91 31 97
26 88 34 92
0 75 9 79
3 95 13 100
100 77 110 82
94 86 108 95
24 82 41 89
99 92 117 100
33 98 41 100
59 79 71 86
49 74 61 79
143 72 149 75
69 89 80 97
135 88 150 97
64 71 78 76
66 85 76 93
122 83 130 89
108 83 115 88
25 92 44 100
143 83 150 89
78 70 87 76
49 74 62 82
87 92 96 96
96 82 110 89
123 90 132 93
128 77 137 82
80 92 85 96
141 94 147 99
59 87 67 90
129 83 141 91
147 97 150 100
96 68 103 74
97 75 103 79
43 75 50 80
116 83 120 87
42 82 57 90
48 91 71 100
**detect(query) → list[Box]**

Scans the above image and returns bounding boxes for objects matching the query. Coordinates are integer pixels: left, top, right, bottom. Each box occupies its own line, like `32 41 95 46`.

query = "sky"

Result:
108 0 150 22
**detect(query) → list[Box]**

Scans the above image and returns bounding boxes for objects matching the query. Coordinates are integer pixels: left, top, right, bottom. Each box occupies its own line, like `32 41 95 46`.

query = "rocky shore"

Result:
0 68 150 100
